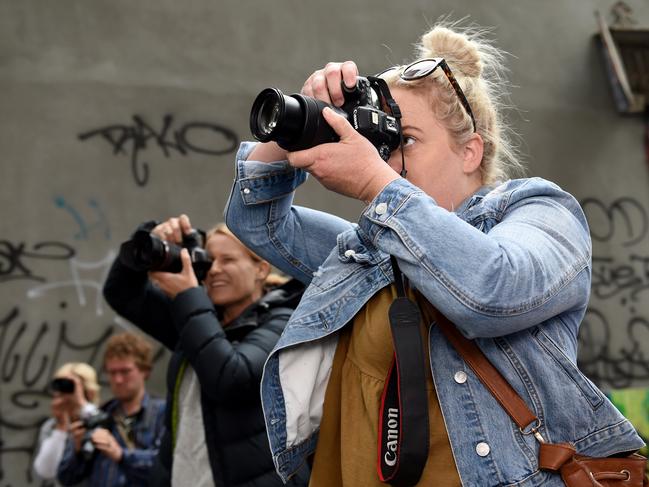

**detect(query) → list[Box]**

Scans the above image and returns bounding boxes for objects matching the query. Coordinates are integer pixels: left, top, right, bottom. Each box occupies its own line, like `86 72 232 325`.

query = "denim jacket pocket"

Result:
302 232 387 300
336 229 382 265
532 328 604 409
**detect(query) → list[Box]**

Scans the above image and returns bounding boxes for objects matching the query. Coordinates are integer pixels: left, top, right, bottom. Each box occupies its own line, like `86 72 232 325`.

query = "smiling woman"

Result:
202 223 272 324
102 215 308 487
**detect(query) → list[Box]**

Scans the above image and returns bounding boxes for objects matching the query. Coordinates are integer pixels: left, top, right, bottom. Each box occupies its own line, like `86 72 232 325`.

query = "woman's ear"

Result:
462 132 484 175
256 260 271 282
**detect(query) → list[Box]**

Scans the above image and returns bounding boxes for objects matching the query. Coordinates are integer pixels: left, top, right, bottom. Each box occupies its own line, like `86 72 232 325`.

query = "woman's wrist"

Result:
359 166 400 204
248 141 287 163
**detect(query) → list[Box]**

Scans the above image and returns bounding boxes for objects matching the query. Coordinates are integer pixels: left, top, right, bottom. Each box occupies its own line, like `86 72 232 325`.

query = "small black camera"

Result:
119 229 213 281
80 410 113 461
50 378 75 394
250 77 401 161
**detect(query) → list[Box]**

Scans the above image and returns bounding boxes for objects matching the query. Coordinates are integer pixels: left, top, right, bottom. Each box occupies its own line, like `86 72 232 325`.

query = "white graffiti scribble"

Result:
26 250 117 316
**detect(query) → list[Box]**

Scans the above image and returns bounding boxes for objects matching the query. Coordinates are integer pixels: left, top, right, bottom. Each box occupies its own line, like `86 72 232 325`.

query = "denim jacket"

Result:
57 393 166 487
224 142 645 487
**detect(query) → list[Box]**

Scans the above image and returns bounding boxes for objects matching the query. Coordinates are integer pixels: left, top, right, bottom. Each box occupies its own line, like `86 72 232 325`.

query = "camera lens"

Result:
257 98 282 136
50 378 75 394
250 88 304 143
250 88 344 151
120 230 182 273
131 232 168 268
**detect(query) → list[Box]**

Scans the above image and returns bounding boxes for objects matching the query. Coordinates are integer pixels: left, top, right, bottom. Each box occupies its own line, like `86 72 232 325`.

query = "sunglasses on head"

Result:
376 58 476 132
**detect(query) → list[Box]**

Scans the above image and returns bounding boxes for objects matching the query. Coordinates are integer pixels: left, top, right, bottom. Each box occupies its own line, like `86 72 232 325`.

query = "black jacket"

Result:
103 255 309 487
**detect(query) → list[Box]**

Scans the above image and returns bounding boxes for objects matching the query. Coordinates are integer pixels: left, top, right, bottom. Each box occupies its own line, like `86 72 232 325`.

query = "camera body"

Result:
250 77 401 161
50 377 75 394
80 410 113 461
119 227 213 281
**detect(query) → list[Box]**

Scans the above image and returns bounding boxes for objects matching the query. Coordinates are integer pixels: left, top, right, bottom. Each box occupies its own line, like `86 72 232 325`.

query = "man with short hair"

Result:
57 332 166 487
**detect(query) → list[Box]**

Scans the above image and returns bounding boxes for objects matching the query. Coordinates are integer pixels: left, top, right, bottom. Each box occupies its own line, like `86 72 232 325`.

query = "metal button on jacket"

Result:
454 371 468 384
476 442 490 457
375 203 388 215
344 249 356 257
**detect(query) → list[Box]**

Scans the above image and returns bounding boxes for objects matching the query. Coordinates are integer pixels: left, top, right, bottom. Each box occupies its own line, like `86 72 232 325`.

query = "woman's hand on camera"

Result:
287 108 399 203
302 61 359 106
152 214 193 243
149 249 199 299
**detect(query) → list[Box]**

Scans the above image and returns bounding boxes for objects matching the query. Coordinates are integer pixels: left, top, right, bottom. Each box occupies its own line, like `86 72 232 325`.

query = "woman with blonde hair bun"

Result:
226 18 645 487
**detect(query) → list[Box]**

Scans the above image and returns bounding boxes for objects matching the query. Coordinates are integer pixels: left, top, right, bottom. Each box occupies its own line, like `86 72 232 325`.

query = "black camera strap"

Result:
377 256 430 486
367 76 408 178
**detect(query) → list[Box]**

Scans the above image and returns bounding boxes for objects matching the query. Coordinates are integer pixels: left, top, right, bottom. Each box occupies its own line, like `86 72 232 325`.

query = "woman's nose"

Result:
209 259 222 274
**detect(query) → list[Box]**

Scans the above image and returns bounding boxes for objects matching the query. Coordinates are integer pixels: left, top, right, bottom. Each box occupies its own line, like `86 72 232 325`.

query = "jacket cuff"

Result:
171 287 214 333
235 142 308 205
358 178 427 243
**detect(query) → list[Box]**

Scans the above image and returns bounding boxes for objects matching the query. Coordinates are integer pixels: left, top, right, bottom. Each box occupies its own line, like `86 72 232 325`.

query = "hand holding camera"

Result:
49 375 89 430
301 61 361 108
249 61 400 203
148 215 202 298
150 214 192 244
70 409 114 460
149 248 199 299
89 427 123 462
119 214 212 292
288 107 400 202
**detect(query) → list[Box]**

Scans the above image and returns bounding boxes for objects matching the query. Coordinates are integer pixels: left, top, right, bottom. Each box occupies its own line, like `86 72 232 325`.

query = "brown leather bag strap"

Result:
419 300 649 485
420 300 539 431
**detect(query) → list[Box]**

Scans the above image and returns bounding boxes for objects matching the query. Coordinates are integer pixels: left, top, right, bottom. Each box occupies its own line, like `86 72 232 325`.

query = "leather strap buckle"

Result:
519 418 545 443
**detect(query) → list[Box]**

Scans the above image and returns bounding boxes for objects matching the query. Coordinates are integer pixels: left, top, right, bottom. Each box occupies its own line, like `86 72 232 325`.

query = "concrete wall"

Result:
1 0 648 484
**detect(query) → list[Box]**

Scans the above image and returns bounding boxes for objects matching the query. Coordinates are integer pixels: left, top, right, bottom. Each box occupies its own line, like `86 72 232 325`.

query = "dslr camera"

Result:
80 410 113 461
50 377 75 394
119 225 213 281
250 77 401 161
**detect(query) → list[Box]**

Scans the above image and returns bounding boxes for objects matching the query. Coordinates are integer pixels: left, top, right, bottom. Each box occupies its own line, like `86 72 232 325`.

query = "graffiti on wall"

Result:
0 241 76 285
0 111 239 486
578 197 649 388
78 114 239 187
0 198 168 487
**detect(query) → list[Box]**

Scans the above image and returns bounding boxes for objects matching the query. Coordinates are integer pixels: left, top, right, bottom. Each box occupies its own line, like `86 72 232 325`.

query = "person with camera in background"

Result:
33 362 100 486
57 332 165 487
102 216 309 487
225 18 646 487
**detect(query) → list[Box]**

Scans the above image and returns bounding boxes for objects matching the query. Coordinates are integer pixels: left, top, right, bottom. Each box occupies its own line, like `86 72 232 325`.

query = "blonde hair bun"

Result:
417 26 482 78
388 18 524 184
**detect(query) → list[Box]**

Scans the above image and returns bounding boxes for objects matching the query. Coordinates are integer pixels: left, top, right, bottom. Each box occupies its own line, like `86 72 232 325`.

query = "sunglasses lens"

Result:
376 66 399 77
402 59 441 80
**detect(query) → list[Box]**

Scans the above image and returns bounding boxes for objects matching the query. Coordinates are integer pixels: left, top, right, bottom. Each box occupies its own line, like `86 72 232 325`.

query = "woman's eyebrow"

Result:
400 124 424 135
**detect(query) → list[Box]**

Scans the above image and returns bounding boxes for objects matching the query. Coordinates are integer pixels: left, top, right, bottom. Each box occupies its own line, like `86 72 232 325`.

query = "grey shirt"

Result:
171 365 214 487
